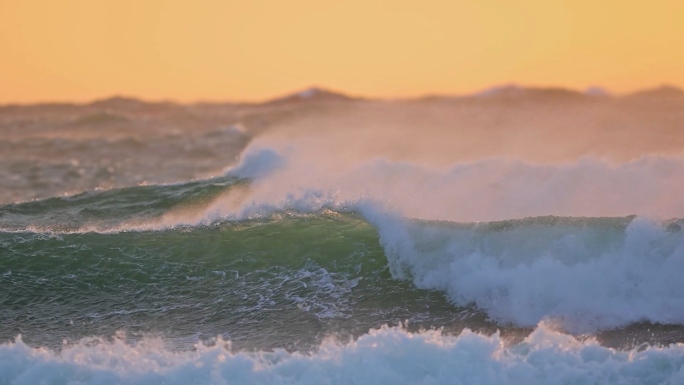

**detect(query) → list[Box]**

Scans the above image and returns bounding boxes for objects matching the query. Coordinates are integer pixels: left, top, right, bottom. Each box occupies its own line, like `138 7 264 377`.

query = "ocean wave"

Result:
2 324 684 385
3 206 684 338
3 144 684 334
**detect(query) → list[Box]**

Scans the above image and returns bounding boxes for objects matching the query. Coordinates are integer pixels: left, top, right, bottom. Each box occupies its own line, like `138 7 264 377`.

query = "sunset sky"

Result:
1 0 682 103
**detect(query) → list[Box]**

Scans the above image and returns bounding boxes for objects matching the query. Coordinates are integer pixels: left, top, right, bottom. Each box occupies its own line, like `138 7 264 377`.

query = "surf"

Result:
3 324 684 385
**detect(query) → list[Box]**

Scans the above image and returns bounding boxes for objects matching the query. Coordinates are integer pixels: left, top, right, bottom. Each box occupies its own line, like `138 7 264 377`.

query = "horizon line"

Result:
1 82 683 107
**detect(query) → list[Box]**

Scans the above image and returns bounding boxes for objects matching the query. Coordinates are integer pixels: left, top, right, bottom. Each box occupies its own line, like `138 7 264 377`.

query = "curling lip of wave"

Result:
224 147 285 179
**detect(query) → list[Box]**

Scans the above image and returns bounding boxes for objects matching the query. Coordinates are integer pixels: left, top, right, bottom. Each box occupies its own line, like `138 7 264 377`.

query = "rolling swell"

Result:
0 177 240 232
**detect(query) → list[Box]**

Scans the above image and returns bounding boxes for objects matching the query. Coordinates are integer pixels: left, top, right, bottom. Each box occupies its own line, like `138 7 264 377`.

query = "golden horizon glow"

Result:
1 0 683 104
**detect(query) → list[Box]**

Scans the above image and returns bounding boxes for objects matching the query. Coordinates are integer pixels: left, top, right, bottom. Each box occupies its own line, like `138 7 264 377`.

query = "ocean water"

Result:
2 93 684 384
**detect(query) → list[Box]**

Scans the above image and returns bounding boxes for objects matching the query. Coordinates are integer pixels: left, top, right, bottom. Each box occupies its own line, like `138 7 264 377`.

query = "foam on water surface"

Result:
3 324 684 385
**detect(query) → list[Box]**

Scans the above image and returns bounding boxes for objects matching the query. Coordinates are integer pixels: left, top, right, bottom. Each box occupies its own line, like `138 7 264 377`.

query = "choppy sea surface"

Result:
2 90 684 384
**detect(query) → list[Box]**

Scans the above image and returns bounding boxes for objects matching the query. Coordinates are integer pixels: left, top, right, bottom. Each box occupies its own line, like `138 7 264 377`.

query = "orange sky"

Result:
1 0 682 103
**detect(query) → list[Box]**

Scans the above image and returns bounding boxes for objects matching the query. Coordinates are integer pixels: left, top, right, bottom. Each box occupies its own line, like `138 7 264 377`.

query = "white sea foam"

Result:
2 324 684 385
366 211 684 331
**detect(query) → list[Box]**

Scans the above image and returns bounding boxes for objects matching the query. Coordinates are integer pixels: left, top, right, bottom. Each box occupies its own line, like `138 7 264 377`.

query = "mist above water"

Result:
1 85 683 222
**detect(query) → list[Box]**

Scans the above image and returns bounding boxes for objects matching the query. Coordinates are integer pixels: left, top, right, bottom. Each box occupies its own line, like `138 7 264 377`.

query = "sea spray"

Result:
220 144 684 222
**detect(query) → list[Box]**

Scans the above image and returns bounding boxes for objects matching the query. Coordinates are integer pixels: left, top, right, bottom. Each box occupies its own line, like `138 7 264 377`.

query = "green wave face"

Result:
0 212 467 352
